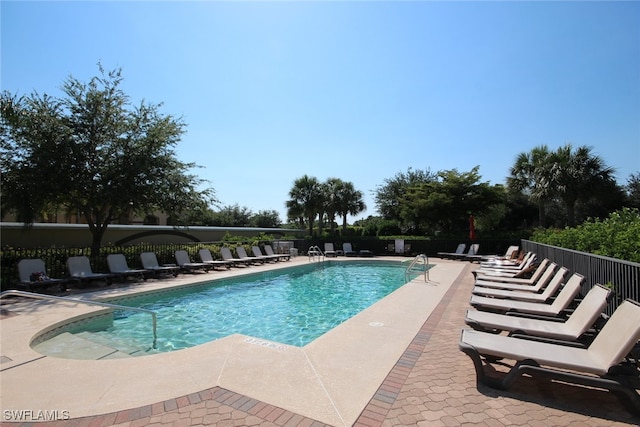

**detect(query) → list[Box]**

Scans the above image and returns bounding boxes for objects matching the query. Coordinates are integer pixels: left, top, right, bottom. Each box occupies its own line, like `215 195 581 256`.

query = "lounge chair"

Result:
199 248 233 269
472 265 565 299
17 259 68 292
465 284 612 342
324 243 337 257
452 244 479 261
235 246 261 264
343 243 358 257
474 260 557 289
107 254 148 281
251 246 280 263
175 250 211 273
471 267 566 302
140 252 180 277
473 253 537 279
66 256 116 285
469 273 584 316
264 244 290 261
459 298 640 415
437 243 466 260
220 247 251 266
480 245 520 262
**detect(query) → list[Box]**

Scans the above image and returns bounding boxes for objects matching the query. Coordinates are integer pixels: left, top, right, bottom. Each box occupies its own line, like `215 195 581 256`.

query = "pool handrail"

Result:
405 254 430 283
308 245 325 262
0 289 158 349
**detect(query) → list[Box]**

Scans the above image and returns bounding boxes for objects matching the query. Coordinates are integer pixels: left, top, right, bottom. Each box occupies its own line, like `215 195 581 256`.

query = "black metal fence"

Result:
521 240 640 314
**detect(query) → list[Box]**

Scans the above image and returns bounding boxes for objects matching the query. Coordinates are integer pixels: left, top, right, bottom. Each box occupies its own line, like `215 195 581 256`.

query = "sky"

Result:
2 1 639 223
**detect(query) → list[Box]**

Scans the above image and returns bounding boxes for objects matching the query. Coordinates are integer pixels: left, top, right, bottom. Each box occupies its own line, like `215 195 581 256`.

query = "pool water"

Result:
64 261 424 354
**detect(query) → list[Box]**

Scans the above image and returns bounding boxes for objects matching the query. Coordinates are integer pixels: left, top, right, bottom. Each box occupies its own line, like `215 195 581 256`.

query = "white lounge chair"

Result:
473 260 557 290
459 298 640 415
474 253 537 278
472 266 567 301
465 284 612 342
474 258 551 286
469 273 584 316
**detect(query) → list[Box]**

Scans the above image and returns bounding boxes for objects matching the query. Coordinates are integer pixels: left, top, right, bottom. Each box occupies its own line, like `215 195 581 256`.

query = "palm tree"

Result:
286 175 323 236
323 177 343 236
335 181 367 233
507 145 554 227
550 144 615 226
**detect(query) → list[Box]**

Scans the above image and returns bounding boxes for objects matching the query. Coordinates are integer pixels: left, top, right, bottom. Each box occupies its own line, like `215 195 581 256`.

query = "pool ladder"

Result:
308 245 325 262
405 254 430 283
0 290 158 349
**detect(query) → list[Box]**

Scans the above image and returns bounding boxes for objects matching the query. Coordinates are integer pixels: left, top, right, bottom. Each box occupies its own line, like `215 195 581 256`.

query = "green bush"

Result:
531 208 640 263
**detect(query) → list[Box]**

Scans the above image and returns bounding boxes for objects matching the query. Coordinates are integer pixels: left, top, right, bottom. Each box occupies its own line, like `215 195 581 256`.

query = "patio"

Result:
1 257 638 426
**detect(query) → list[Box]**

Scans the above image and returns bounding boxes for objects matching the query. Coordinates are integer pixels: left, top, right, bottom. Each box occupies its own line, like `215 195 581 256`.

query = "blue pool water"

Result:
67 261 424 353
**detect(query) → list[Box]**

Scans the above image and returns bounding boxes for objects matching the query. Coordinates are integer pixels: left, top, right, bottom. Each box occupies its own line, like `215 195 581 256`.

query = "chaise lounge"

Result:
175 250 211 273
465 283 612 342
67 256 116 285
17 258 68 292
107 254 148 281
459 298 640 415
140 252 180 277
469 273 584 316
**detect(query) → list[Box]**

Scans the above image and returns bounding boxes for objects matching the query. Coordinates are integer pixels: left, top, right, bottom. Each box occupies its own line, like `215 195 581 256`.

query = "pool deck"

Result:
1 256 638 426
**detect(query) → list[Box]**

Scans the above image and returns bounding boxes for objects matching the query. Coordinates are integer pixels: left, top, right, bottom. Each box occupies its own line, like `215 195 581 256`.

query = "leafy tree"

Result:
550 144 615 226
508 145 554 227
286 175 322 236
374 167 437 224
0 66 214 255
250 210 282 228
397 167 502 235
211 204 252 227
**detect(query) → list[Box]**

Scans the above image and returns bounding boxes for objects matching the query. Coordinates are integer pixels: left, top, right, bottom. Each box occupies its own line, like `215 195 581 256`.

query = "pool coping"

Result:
0 256 466 426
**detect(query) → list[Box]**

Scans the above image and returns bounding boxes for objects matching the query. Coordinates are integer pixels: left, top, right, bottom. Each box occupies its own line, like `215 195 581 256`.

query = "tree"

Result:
626 172 640 209
250 210 282 228
507 145 554 227
398 167 502 235
334 180 366 233
374 167 437 225
550 144 615 226
211 204 252 227
322 177 343 236
0 66 215 255
286 175 322 236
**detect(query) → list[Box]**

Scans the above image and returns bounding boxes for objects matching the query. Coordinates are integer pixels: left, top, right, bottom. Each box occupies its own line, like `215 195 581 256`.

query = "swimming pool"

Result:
42 260 427 356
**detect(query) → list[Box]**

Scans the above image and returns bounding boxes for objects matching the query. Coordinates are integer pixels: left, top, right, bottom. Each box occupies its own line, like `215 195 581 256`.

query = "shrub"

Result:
531 208 640 263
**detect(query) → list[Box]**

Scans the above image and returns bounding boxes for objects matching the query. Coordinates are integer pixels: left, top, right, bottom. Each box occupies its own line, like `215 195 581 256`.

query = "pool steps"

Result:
32 332 157 360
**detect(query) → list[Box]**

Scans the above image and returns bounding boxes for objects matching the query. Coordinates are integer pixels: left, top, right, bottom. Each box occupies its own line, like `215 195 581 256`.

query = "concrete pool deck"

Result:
1 256 638 426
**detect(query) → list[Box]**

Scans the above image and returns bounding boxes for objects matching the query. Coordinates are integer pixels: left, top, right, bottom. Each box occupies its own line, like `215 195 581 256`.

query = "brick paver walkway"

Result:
2 262 639 426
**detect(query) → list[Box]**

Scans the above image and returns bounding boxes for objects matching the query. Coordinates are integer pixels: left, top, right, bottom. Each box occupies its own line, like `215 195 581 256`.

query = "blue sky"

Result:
2 1 639 223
